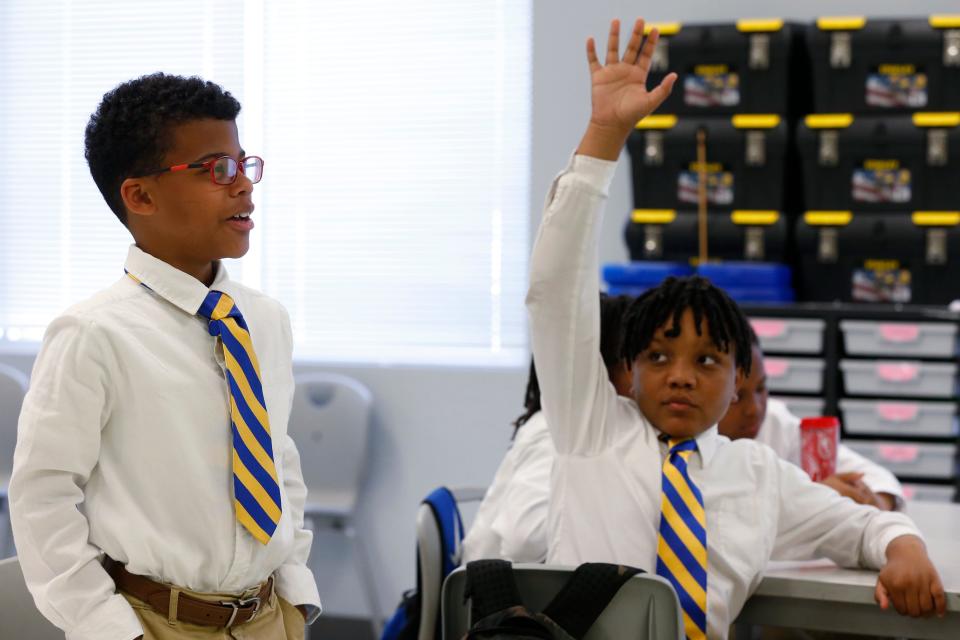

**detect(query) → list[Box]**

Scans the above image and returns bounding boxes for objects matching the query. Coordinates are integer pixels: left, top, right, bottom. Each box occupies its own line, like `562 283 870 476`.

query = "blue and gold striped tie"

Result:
656 438 708 640
198 290 282 545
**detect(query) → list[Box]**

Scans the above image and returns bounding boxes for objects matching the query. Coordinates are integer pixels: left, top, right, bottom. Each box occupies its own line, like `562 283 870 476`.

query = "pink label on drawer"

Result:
751 319 787 339
902 486 916 500
878 323 920 343
876 403 920 422
876 363 920 382
765 358 790 378
878 444 920 462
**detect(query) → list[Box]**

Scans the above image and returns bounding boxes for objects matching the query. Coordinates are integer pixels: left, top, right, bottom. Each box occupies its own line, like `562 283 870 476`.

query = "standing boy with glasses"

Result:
9 73 321 640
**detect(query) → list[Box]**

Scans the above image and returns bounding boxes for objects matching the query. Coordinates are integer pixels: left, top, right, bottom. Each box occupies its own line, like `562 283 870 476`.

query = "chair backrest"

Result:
0 556 63 639
441 563 684 640
417 487 486 640
288 372 373 515
0 363 29 484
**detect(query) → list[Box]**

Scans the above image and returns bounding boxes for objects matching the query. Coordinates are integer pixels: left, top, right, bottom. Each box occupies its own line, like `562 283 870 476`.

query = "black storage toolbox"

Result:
797 112 960 213
627 114 791 211
625 209 789 263
807 15 960 113
644 19 810 115
795 211 960 305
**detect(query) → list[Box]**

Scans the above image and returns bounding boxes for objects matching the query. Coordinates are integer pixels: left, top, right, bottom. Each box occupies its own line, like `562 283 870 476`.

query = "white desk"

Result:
735 501 960 639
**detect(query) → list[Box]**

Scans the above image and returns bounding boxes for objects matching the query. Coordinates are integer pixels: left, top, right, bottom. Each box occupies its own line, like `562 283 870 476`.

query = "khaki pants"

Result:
121 583 306 640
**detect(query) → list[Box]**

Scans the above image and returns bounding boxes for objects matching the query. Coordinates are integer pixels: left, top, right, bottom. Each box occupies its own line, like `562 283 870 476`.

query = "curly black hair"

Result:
84 72 242 226
620 275 753 376
514 293 633 434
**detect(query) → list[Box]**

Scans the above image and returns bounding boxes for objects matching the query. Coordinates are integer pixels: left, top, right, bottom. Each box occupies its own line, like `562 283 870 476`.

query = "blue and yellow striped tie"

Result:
656 438 708 640
198 291 282 545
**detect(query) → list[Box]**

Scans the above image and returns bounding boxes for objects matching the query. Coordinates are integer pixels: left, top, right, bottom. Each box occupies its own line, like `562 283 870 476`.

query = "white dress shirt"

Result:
9 245 322 640
759 397 905 509
526 155 921 640
462 411 553 564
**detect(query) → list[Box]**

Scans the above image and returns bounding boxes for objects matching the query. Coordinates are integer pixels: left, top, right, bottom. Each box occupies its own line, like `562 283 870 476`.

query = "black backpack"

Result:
460 560 643 640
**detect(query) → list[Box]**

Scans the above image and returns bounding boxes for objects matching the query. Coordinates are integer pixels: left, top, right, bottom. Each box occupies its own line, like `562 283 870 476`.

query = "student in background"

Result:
462 293 632 563
527 18 944 639
9 73 320 640
719 330 903 511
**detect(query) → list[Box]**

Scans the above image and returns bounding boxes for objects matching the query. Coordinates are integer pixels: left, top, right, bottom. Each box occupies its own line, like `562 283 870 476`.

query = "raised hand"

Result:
577 18 678 161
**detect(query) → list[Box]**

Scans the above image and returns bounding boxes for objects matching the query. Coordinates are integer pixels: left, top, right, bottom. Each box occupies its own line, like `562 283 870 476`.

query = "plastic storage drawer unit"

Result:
751 317 826 354
840 359 958 398
902 483 957 503
841 320 958 358
776 395 826 419
764 357 825 394
842 440 958 479
840 399 958 437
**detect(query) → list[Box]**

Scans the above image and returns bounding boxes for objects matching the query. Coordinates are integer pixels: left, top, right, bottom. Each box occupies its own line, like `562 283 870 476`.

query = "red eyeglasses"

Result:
138 155 264 185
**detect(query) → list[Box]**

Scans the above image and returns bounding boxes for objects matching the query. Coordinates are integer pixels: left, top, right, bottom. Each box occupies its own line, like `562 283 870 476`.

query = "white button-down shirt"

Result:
10 245 322 640
526 155 921 640
462 411 553 564
759 397 905 510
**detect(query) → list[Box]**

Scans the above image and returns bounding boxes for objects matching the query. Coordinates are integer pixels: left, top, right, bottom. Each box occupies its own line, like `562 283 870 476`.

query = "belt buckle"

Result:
221 595 262 628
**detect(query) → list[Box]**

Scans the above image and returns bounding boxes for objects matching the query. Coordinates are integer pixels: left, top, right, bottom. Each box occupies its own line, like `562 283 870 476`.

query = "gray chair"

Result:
416 486 486 640
0 363 28 559
441 563 684 640
288 372 381 636
0 556 62 639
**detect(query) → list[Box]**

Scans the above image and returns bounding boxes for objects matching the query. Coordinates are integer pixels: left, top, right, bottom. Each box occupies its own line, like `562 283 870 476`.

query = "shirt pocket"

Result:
711 494 769 579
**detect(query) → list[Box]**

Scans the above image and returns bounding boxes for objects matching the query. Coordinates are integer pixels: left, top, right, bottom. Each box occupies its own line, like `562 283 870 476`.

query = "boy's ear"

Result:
120 177 158 218
733 367 745 397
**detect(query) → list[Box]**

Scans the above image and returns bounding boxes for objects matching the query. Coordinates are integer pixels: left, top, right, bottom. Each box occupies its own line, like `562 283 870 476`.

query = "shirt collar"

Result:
124 244 231 315
653 423 720 467
694 425 720 466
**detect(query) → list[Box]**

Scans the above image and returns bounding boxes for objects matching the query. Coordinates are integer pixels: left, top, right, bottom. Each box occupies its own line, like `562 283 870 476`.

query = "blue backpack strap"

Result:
422 486 465 579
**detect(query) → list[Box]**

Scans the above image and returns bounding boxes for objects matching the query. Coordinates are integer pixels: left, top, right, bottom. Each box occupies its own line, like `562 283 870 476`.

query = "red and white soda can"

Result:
799 416 840 482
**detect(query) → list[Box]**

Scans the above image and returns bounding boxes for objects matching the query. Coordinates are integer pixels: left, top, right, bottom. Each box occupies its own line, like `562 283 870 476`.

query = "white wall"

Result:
3 0 960 622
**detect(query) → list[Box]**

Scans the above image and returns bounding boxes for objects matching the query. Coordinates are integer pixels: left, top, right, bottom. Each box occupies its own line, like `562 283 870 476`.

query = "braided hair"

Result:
620 276 753 376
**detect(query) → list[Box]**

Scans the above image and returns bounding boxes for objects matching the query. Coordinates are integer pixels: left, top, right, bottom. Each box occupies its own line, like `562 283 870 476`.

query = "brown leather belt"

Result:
105 558 273 628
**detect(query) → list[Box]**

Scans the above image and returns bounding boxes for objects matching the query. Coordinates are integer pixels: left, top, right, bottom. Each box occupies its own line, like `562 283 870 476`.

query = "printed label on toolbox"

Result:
852 160 911 203
678 163 734 205
852 261 912 303
684 65 740 107
866 65 928 108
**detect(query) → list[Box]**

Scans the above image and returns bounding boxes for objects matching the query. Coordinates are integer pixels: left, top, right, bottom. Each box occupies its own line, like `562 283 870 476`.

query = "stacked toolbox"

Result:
625 20 807 266
797 15 960 305
806 16 960 113
744 303 960 503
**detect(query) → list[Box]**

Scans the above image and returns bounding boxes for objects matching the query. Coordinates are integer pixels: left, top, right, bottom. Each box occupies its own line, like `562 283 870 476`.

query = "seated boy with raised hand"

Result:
720 329 904 512
526 18 945 639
